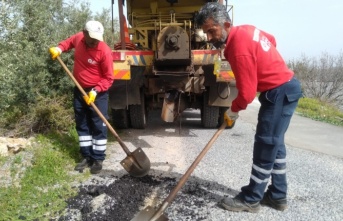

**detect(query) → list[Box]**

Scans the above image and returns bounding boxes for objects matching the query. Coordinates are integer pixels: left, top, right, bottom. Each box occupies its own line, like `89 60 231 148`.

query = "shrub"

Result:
9 95 74 136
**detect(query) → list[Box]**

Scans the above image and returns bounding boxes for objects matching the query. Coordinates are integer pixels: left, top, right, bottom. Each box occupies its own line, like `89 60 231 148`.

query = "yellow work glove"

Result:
224 109 239 128
83 88 97 105
49 47 62 60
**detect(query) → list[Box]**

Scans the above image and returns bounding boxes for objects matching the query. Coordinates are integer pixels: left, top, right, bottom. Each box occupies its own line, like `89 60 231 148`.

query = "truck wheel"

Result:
201 91 219 128
111 109 130 129
129 92 147 129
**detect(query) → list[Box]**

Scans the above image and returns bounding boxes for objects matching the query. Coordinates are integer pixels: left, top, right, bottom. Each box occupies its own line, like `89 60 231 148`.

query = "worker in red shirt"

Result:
49 21 114 174
195 3 302 212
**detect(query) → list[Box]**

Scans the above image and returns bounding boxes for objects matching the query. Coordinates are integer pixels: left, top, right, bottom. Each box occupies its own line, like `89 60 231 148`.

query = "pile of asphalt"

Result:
57 173 227 221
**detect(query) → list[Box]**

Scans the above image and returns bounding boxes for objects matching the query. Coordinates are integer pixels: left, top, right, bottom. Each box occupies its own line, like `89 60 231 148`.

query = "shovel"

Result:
56 56 150 177
131 121 228 221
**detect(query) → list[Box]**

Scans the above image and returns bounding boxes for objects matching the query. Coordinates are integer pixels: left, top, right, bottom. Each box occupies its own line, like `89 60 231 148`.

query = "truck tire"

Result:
129 92 147 129
111 109 130 129
201 91 219 128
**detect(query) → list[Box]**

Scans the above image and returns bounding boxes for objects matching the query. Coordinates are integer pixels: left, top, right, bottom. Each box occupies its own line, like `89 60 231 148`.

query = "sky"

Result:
88 0 343 61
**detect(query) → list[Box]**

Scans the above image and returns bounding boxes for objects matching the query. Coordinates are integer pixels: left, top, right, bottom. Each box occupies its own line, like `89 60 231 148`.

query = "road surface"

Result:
61 99 343 221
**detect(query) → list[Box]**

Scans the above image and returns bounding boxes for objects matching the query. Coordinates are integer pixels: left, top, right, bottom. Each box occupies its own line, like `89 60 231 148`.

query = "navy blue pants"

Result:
73 87 109 161
241 77 302 202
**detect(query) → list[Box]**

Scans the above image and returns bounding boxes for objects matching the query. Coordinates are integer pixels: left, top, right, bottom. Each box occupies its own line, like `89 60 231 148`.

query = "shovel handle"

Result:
150 122 227 220
56 56 131 155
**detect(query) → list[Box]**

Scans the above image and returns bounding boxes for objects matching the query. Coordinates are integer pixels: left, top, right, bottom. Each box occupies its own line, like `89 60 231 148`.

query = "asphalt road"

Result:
240 98 343 158
97 98 343 221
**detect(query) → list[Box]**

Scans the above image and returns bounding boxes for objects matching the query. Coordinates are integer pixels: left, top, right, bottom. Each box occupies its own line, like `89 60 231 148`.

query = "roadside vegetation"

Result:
297 97 343 127
288 51 343 127
0 131 89 220
0 1 342 220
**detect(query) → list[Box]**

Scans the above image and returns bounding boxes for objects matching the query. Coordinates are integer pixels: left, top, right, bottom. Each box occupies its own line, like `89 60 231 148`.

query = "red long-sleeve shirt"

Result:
224 25 293 112
58 32 114 92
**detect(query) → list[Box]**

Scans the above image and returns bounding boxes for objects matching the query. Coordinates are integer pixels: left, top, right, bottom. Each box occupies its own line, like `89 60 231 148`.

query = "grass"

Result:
296 97 343 127
0 128 89 221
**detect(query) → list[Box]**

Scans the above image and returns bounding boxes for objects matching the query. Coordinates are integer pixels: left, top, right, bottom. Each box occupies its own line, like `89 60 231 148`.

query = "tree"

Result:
0 0 119 132
289 51 343 108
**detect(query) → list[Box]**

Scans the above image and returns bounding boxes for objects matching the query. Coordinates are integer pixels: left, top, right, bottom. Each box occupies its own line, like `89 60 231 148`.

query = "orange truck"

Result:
109 0 237 129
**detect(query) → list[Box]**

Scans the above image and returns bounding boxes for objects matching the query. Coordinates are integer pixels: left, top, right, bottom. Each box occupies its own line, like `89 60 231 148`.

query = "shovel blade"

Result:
131 206 168 221
121 147 151 177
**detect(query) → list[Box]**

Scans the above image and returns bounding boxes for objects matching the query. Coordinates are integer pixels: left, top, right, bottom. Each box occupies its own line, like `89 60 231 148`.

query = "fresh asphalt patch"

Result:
58 172 237 221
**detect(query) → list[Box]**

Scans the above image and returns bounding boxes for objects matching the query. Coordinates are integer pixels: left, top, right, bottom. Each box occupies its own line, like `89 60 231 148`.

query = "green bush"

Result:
0 0 88 134
0 0 118 136
3 95 75 136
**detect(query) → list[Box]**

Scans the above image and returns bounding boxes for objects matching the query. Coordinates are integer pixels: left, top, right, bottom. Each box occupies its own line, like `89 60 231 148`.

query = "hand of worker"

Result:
224 109 239 128
49 47 62 60
83 88 97 105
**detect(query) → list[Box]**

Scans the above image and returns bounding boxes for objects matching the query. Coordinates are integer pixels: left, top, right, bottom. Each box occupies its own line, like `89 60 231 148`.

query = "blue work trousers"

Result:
241 77 302 202
73 87 109 161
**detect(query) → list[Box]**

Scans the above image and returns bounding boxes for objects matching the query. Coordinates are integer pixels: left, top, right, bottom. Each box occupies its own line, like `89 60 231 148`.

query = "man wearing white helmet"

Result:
49 21 114 174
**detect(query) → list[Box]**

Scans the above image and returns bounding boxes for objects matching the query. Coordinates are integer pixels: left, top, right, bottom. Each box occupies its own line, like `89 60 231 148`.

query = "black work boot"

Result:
74 157 93 172
261 191 288 211
220 194 260 213
90 160 103 174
